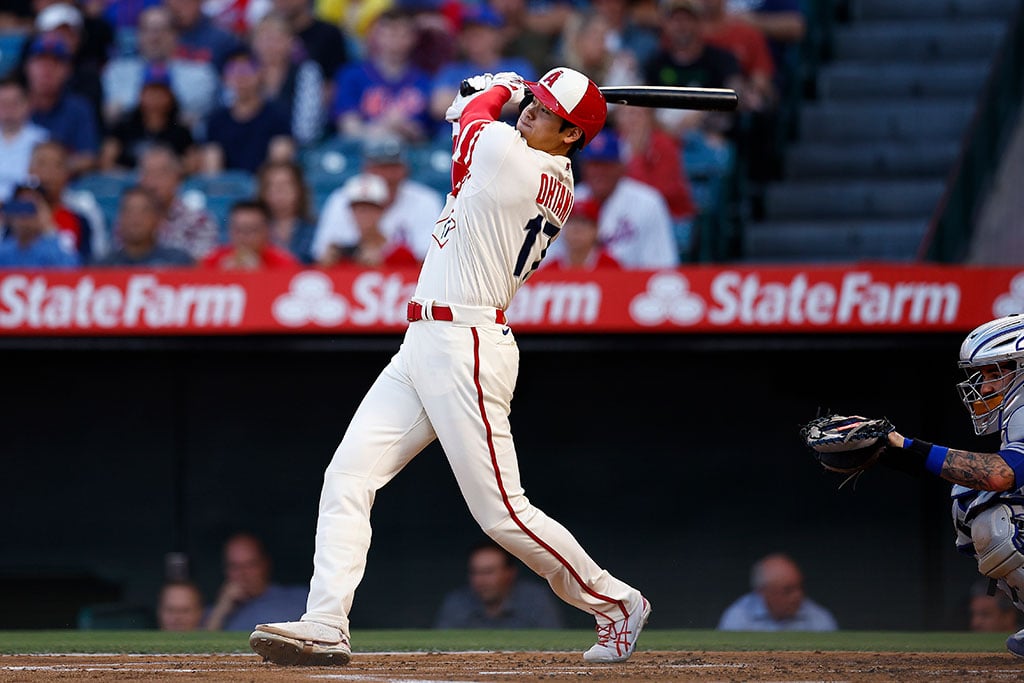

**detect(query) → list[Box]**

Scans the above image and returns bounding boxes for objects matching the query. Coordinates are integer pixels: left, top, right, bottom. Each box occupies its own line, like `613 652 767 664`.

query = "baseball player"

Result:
875 314 1024 656
249 68 650 666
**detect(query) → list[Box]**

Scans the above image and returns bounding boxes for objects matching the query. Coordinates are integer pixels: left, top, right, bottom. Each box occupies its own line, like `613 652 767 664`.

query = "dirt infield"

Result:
2 651 1023 682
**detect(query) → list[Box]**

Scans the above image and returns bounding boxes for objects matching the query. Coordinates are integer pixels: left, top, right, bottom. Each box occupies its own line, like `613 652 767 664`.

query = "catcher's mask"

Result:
957 314 1024 435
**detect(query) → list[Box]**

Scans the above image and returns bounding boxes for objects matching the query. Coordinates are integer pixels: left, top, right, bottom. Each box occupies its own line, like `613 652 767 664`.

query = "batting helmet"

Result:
525 67 606 147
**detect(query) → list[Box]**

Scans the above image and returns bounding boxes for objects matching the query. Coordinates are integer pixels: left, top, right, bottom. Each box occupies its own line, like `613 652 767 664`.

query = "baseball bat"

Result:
459 80 739 112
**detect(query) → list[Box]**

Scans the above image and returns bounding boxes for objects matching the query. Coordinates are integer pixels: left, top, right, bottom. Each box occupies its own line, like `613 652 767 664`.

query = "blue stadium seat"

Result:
71 171 136 199
182 170 255 200
0 33 27 79
407 145 452 197
302 138 363 187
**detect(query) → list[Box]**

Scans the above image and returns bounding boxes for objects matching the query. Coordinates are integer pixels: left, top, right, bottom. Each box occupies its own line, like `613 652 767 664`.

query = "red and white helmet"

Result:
525 67 606 147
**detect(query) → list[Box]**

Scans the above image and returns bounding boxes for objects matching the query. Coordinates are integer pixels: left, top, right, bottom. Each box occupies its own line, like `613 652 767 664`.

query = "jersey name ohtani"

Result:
536 173 573 224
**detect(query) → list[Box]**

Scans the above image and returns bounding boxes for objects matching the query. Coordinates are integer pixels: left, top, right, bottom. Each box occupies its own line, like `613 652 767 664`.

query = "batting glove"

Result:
491 72 525 107
445 73 493 123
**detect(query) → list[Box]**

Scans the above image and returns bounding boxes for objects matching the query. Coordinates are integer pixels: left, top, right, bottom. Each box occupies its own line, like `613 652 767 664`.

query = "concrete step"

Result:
833 21 1008 61
818 62 990 100
799 101 974 143
763 180 945 220
741 219 930 263
785 141 960 179
850 0 1019 21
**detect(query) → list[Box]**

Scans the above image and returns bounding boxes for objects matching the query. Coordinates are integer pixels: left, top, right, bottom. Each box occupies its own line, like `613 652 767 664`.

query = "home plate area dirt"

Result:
2 651 1023 682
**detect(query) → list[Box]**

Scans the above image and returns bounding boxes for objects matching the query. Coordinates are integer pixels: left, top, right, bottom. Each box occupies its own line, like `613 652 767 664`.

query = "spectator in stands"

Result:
137 143 219 259
318 172 418 267
166 0 243 69
312 0 382 40
257 159 316 264
489 0 575 76
429 4 535 128
312 134 443 263
718 552 838 631
726 0 805 96
613 105 697 259
202 198 298 269
969 579 1021 633
100 0 162 32
406 1 457 77
704 0 776 112
434 540 564 629
0 1 34 31
588 0 660 68
332 8 434 144
29 3 104 126
101 63 197 172
0 182 79 268
101 6 219 130
157 580 205 631
272 0 349 92
204 532 308 630
0 77 48 203
642 0 743 142
542 199 620 271
98 185 195 266
28 140 104 263
250 12 326 148
572 129 679 269
201 48 294 174
559 9 639 88
25 34 99 176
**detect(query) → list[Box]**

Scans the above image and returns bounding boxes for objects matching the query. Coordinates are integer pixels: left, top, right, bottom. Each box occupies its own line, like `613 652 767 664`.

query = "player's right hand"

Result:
446 74 493 124
491 72 525 106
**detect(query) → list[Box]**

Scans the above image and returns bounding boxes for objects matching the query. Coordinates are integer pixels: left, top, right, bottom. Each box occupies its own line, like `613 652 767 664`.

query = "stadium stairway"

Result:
740 0 1019 263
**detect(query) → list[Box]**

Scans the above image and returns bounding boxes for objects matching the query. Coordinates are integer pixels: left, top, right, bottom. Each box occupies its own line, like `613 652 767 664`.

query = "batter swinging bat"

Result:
459 80 739 112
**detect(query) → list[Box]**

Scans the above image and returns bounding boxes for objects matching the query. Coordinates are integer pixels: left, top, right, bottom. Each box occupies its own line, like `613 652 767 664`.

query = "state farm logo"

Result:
272 271 346 327
629 272 704 325
627 270 962 327
993 273 1024 317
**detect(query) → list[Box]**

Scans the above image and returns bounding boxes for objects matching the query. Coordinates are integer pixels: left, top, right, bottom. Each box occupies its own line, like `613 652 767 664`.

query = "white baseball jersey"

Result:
414 109 574 310
571 177 680 269
312 178 444 260
301 86 643 639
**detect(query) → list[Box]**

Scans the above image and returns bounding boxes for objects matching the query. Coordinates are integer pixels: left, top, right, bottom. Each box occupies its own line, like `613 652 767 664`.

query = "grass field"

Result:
0 628 1012 654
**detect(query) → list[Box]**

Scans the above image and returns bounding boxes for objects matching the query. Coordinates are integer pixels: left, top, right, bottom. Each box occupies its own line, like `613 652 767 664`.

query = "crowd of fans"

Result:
0 0 806 270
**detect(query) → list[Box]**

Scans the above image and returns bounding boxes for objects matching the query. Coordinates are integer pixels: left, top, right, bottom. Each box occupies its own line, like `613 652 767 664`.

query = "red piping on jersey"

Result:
470 327 628 621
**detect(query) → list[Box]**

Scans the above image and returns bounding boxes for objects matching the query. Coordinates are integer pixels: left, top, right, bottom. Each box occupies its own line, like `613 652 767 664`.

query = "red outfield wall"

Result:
0 265 1020 335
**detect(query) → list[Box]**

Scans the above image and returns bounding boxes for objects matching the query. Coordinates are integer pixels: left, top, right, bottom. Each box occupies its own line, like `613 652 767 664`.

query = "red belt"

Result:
407 301 506 325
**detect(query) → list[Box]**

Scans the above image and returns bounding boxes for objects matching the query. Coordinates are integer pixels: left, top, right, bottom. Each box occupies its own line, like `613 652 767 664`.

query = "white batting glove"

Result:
491 72 525 106
444 73 493 123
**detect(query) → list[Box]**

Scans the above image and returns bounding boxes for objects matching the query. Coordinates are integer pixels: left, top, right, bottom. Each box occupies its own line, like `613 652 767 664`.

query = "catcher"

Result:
802 314 1024 658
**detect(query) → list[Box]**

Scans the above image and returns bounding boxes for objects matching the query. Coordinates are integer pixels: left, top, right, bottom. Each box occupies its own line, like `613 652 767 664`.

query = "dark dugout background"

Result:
0 332 993 631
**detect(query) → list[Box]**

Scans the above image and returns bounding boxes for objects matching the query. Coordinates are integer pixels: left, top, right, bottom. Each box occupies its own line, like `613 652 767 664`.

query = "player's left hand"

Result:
800 413 895 475
446 74 493 123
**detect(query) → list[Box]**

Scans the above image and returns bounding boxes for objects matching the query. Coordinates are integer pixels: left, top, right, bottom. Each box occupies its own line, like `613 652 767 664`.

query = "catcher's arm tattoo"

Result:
940 449 1015 491
887 430 1015 491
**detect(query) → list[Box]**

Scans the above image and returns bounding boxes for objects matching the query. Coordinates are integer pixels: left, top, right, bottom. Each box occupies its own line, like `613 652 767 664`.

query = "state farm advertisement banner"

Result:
0 265 1021 336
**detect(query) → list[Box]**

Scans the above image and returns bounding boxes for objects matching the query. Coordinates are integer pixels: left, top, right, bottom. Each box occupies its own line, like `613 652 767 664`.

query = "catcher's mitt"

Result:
799 414 895 474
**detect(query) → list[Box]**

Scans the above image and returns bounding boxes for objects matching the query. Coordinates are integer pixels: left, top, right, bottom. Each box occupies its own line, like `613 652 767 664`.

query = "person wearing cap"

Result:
428 4 536 128
100 5 219 130
311 133 444 263
567 128 679 268
201 198 298 269
29 2 105 125
200 48 294 174
24 33 100 176
542 198 621 271
320 173 419 268
101 62 197 171
0 183 79 268
0 77 49 204
249 67 650 668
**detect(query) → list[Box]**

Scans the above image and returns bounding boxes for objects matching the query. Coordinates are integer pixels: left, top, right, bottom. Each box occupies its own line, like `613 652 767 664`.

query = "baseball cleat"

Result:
1006 628 1024 658
249 620 351 666
583 596 651 663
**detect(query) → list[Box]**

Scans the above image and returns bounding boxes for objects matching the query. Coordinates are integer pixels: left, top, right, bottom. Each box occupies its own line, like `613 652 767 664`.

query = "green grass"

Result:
0 629 1011 655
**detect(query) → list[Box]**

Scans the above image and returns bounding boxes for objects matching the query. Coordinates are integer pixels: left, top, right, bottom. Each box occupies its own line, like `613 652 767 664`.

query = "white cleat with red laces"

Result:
583 597 651 663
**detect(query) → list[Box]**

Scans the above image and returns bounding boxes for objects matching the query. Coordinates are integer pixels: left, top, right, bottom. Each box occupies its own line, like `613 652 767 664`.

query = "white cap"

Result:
36 3 83 31
343 174 389 206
